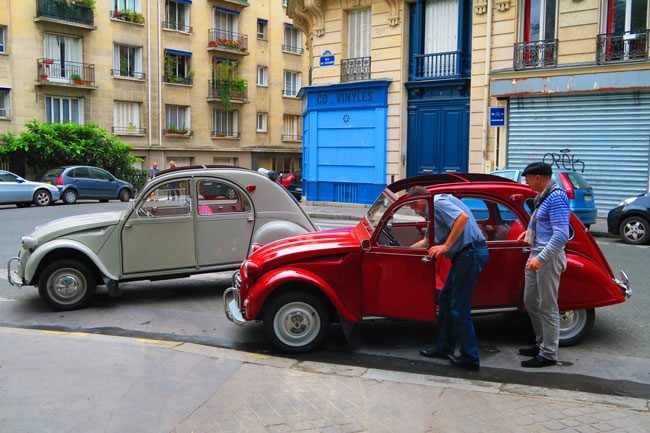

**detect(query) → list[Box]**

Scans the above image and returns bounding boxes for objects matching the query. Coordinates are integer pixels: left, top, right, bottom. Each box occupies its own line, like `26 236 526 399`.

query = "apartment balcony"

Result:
207 80 248 103
210 0 250 7
112 126 146 135
211 131 240 138
162 20 192 33
413 51 461 79
35 0 95 29
513 39 558 70
340 57 371 82
111 9 145 24
208 30 249 55
163 128 193 137
283 45 304 55
36 59 96 88
281 134 302 142
596 30 649 64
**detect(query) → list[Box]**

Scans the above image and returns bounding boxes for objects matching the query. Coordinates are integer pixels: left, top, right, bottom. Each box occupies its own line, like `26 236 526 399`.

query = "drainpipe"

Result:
147 0 152 148
480 0 494 171
157 0 163 150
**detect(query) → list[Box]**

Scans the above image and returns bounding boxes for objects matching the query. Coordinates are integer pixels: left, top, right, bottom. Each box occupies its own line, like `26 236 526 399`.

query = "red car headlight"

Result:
242 260 262 280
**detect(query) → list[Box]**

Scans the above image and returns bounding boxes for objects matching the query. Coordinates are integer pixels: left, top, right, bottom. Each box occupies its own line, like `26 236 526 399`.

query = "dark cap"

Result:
521 162 552 177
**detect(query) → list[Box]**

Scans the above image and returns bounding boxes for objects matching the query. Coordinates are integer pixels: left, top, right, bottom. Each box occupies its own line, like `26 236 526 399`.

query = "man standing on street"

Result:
409 186 489 371
518 162 570 368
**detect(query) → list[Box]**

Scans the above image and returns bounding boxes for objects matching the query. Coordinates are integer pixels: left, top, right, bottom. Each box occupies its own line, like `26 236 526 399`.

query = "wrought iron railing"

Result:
208 29 248 53
208 80 248 101
163 75 193 85
111 9 145 24
37 58 95 85
211 130 240 138
112 126 146 134
596 30 649 64
413 51 460 79
36 0 94 26
282 45 304 54
340 57 371 82
513 39 558 70
281 134 302 142
162 21 192 33
111 69 145 79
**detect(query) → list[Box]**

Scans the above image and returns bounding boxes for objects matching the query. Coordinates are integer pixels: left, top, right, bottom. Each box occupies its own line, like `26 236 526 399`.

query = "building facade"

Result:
0 0 307 175
471 0 650 214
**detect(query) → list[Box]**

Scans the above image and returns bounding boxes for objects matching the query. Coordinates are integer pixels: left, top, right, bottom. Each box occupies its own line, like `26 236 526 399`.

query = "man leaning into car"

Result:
517 161 570 368
408 186 489 371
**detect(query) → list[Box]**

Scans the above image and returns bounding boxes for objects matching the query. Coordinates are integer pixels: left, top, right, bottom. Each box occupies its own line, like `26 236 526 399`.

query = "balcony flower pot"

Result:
40 74 49 82
209 41 218 48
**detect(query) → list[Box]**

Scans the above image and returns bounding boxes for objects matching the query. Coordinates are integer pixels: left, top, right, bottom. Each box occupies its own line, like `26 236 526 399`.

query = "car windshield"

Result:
365 191 396 230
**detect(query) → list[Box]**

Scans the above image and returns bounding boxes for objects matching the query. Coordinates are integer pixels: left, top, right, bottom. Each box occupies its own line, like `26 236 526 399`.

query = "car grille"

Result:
232 271 241 289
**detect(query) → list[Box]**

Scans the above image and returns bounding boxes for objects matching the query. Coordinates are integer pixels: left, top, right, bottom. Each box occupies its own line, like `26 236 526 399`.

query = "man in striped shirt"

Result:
518 162 570 368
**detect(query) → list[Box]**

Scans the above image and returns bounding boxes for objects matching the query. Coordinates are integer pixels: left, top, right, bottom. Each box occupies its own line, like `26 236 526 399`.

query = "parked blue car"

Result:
41 166 134 204
0 170 60 207
490 169 597 228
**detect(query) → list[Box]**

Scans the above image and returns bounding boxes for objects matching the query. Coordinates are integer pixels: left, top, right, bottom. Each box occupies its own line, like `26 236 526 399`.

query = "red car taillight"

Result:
55 175 63 186
557 173 575 199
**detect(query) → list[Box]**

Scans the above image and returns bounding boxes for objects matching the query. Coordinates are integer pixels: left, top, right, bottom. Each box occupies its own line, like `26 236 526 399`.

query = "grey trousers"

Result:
523 248 567 361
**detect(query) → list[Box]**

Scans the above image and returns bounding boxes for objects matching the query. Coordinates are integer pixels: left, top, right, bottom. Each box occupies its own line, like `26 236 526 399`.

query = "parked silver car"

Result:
0 170 60 207
7 166 317 310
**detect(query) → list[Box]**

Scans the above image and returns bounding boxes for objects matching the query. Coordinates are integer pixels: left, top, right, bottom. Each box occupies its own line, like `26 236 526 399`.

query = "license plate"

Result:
43 180 51 184
584 195 592 201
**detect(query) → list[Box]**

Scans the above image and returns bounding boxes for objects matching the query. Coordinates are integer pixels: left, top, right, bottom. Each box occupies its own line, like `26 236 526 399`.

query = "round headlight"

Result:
618 197 636 206
21 236 38 250
243 260 262 280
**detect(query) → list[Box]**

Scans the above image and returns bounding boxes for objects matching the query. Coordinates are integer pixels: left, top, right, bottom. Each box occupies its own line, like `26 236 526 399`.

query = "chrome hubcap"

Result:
274 302 320 347
48 269 86 304
623 221 645 242
559 310 586 340
35 192 49 205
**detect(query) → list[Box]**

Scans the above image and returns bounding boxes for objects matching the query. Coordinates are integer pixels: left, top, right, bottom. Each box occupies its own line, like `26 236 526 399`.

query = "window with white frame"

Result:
519 0 557 42
348 8 371 58
257 112 268 132
257 66 268 86
114 0 142 12
113 101 141 133
46 96 84 124
0 89 9 118
283 24 302 53
164 0 191 32
165 105 190 132
214 9 239 36
164 51 192 83
283 70 301 96
282 115 301 140
44 34 83 81
212 109 239 137
0 26 6 53
597 0 648 62
257 19 268 40
113 44 143 78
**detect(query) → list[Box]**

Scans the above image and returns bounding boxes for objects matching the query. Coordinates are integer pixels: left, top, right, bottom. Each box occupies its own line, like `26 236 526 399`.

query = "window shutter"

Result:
348 8 370 58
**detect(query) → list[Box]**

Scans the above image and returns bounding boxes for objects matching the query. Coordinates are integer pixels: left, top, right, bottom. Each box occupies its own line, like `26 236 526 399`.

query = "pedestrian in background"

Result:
149 161 158 179
167 161 180 200
409 186 489 371
518 162 570 368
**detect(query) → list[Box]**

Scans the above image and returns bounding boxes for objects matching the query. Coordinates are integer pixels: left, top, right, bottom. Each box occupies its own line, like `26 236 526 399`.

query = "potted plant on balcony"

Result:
209 40 218 48
70 73 83 85
39 72 49 82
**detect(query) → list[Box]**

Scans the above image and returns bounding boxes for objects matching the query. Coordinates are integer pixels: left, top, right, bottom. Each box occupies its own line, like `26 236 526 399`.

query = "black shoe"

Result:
521 355 557 368
518 346 539 357
447 354 480 371
419 348 449 359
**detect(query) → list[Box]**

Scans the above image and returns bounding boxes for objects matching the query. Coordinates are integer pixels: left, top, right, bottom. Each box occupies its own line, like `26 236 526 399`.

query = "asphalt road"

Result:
1 201 649 398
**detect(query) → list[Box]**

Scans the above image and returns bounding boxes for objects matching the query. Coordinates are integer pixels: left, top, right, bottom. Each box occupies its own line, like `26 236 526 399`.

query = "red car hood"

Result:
250 226 361 268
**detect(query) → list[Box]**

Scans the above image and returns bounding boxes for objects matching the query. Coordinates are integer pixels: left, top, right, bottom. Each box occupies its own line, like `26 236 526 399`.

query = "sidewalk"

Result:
302 201 613 238
1 327 648 433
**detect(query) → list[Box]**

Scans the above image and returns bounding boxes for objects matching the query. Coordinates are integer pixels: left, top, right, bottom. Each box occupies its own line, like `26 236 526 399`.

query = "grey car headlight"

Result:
21 236 38 250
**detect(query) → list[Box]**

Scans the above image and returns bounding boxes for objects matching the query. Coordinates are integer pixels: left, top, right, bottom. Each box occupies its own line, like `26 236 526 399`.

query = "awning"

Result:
165 49 192 57
214 7 239 15
0 87 11 91
257 18 268 24
213 57 238 63
173 0 192 4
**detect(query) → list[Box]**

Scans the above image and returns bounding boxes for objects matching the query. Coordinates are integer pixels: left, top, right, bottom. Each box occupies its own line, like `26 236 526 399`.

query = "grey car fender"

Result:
23 239 119 284
251 220 310 246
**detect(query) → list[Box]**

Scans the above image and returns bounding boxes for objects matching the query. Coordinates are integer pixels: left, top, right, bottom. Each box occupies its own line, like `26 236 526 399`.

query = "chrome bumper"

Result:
223 287 245 326
616 269 632 298
7 257 24 286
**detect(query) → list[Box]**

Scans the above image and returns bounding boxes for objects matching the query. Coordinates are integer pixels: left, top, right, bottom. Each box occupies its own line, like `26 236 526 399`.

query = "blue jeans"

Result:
434 245 489 364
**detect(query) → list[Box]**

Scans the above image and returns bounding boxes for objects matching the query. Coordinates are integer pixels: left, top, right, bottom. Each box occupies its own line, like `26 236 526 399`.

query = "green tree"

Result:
0 120 147 191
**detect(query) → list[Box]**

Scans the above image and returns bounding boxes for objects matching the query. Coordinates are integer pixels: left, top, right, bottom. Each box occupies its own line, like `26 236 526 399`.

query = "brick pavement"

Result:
171 346 649 433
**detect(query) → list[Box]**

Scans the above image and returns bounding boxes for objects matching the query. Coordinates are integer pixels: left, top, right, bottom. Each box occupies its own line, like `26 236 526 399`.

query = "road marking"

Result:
0 296 15 302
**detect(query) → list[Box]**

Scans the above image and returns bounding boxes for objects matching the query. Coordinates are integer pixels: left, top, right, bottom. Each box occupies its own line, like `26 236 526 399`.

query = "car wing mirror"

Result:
361 239 371 252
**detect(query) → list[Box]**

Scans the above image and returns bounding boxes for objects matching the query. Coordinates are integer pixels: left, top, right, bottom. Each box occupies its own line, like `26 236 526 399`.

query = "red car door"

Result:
361 198 437 321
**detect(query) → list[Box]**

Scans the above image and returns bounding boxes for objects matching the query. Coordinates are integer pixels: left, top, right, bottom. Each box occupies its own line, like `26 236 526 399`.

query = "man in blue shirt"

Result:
409 186 488 371
518 162 570 368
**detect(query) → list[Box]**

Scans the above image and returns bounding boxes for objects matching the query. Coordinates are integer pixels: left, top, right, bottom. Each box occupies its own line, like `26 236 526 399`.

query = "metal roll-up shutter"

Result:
507 93 650 217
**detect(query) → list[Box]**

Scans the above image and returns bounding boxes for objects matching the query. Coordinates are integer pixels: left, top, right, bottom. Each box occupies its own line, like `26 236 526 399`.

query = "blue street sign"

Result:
489 107 505 127
320 50 335 67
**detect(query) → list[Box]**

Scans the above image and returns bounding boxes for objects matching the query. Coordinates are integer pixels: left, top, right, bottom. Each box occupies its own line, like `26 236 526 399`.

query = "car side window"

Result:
460 197 525 242
0 172 17 182
196 179 251 215
376 199 429 248
137 180 191 218
91 168 113 181
70 167 90 178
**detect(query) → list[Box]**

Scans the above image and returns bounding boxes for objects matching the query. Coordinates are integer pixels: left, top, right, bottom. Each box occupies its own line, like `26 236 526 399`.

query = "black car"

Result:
41 166 134 204
607 192 650 245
